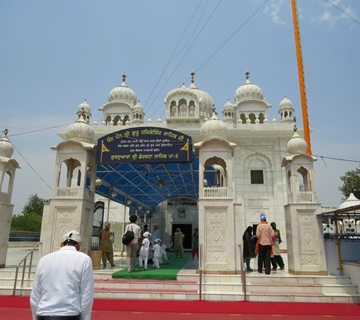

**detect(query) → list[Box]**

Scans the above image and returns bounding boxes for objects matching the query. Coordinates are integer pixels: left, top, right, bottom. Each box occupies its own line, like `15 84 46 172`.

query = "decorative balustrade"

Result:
297 191 313 202
0 192 10 203
203 187 228 198
56 187 93 198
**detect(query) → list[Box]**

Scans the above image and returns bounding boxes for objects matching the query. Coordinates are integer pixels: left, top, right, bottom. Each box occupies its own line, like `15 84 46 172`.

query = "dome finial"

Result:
245 70 250 80
190 69 195 86
122 73 126 83
212 106 218 116
2 128 9 137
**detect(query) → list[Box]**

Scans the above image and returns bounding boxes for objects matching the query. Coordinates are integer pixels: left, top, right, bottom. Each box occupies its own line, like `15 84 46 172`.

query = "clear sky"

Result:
1 0 359 215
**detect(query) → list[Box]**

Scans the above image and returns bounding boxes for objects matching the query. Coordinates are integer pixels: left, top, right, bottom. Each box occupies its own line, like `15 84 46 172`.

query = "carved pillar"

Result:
0 135 19 268
284 203 327 274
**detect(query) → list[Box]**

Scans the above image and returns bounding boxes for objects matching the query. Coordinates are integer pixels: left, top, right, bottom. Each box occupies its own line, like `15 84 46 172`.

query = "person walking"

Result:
256 213 275 275
173 228 185 258
99 221 115 268
124 215 141 273
152 223 160 244
243 226 256 272
138 231 151 270
30 230 94 320
192 228 199 260
152 238 162 268
270 222 285 270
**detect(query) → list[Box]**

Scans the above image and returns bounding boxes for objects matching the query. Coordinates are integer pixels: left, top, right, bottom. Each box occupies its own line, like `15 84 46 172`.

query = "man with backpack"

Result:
123 215 141 273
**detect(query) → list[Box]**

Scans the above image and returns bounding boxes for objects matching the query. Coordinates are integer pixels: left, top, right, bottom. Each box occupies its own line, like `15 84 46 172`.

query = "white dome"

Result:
338 193 360 210
165 70 214 117
77 100 92 115
166 86 214 113
279 96 293 111
108 75 137 105
0 136 14 158
223 100 234 111
287 131 307 154
234 72 264 104
66 118 94 143
200 111 227 139
133 101 144 112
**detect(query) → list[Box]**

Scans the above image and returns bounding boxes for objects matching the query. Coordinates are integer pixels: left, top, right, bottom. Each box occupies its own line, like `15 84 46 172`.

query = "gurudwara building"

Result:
0 70 327 275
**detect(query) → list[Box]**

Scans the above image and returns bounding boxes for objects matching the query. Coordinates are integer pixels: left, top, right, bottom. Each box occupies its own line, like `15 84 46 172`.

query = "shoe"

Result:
111 264 115 267
246 269 253 272
272 267 277 270
279 267 285 270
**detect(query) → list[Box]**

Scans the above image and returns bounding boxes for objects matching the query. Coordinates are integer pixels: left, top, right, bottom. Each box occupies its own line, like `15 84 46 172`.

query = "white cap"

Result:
155 238 161 244
143 231 151 238
62 230 82 243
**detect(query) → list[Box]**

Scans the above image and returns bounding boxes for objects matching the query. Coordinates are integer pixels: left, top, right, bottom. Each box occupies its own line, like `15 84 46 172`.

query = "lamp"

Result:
95 178 102 187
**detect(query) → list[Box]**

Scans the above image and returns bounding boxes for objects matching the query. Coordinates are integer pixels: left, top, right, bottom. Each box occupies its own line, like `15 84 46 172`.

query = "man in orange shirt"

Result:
256 213 275 275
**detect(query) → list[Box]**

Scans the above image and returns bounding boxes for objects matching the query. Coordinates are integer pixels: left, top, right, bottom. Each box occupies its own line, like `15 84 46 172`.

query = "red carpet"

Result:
0 296 359 316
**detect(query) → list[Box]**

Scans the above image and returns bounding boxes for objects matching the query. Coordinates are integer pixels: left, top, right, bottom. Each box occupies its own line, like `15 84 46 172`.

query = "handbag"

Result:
122 226 134 245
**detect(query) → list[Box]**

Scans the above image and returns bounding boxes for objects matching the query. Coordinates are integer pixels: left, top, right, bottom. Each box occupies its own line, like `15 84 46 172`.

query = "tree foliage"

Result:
11 212 42 232
338 166 360 200
11 194 46 232
22 193 45 216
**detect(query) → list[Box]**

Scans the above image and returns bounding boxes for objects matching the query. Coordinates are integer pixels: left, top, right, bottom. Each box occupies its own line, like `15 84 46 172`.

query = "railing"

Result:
13 242 41 295
203 187 228 198
238 244 247 301
297 191 313 202
198 244 203 300
0 192 10 203
322 209 360 275
198 244 246 301
56 187 93 198
57 187 80 197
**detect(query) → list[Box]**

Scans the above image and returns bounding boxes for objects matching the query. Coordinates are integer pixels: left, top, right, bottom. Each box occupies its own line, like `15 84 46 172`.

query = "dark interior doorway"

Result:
172 224 192 250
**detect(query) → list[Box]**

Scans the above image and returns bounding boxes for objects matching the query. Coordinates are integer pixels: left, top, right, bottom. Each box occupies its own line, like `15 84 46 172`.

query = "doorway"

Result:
172 224 192 250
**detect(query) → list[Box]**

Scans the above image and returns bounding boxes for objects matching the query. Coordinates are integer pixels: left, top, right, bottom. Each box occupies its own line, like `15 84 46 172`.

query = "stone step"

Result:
178 273 353 285
247 283 358 294
94 278 198 291
1 267 359 303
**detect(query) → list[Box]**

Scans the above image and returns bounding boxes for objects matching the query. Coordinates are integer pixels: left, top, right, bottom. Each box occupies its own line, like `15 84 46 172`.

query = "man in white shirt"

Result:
30 230 94 320
124 215 142 273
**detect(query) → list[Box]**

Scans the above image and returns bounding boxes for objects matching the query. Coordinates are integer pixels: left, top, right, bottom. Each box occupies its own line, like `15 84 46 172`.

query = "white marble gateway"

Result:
1 71 328 275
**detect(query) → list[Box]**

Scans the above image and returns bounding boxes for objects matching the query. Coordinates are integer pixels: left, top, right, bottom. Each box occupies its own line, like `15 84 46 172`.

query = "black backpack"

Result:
122 225 135 245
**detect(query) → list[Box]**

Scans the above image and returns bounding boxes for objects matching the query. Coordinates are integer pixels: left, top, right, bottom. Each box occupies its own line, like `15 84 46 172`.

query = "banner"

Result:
96 127 192 164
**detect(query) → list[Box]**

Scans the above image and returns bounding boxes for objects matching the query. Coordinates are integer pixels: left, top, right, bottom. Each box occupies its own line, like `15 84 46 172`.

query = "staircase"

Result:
1 245 360 303
1 264 360 303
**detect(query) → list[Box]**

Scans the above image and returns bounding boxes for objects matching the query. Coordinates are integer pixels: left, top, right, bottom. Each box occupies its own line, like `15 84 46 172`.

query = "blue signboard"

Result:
96 127 192 164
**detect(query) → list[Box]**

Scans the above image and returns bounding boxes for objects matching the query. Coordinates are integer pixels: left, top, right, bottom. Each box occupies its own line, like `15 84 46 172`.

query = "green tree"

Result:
11 212 42 232
11 194 47 232
22 193 45 216
339 166 360 200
